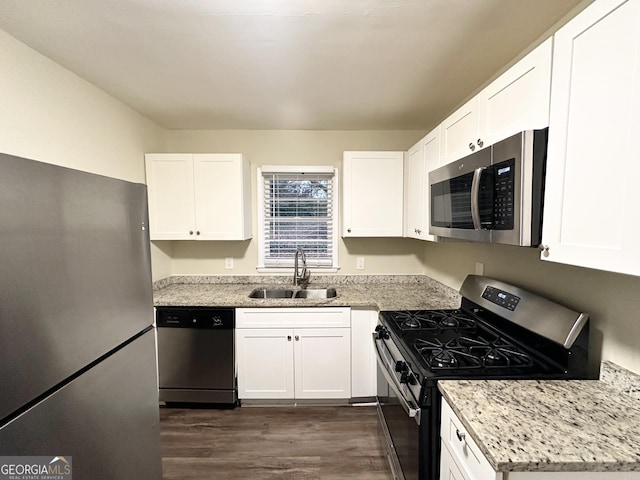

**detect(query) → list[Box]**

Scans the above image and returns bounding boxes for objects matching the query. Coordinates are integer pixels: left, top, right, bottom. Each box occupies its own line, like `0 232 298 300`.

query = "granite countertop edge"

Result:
438 361 640 473
152 274 462 311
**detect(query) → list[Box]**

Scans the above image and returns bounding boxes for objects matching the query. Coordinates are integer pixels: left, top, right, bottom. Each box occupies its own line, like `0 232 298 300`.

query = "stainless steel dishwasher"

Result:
156 307 237 406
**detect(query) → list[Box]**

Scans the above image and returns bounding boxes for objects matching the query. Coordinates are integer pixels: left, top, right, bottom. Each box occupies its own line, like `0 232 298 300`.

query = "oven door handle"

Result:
470 167 486 230
373 334 421 425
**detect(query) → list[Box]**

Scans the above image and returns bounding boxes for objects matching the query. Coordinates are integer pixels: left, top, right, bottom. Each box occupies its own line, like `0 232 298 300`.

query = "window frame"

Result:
257 165 340 273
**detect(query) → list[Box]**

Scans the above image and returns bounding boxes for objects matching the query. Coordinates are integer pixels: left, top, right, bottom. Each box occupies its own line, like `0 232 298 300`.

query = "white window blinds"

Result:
260 168 336 268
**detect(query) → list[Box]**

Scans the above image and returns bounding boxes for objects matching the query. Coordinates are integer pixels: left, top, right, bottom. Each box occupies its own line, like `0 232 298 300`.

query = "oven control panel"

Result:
481 286 520 311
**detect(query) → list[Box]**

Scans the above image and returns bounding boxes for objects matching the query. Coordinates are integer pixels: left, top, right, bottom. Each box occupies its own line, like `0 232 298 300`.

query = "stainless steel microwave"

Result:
429 128 548 246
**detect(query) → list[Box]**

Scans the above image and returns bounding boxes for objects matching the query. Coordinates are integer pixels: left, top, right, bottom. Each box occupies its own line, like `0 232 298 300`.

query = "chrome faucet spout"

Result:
293 248 311 287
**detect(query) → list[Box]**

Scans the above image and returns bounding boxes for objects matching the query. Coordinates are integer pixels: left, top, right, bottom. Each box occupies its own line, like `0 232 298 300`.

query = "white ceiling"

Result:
0 0 586 130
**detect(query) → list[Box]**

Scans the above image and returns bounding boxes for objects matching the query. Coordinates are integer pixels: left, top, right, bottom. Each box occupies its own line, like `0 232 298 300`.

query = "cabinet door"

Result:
405 140 425 239
193 154 252 240
350 309 378 398
541 0 640 276
294 328 351 399
236 329 294 399
145 154 196 240
441 399 502 480
440 444 470 480
478 37 552 146
422 128 441 240
343 151 404 237
440 98 483 165
405 131 439 241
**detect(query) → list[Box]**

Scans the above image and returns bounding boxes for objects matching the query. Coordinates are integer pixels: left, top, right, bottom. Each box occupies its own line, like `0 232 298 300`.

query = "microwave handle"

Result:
470 167 486 229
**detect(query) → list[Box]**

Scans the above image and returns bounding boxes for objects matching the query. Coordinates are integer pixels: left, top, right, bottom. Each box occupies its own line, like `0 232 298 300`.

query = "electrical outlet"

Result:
225 257 234 270
356 257 365 270
475 262 484 275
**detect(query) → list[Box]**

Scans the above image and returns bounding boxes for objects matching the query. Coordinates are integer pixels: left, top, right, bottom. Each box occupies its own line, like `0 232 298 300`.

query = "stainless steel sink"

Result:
248 288 295 299
248 287 337 299
293 288 337 299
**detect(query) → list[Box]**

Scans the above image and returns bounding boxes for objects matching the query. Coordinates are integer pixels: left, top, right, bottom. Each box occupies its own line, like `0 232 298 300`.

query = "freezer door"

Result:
0 330 162 479
0 153 154 420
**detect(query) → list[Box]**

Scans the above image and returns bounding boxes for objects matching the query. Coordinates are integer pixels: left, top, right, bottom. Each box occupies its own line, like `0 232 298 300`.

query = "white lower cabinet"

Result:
441 398 636 480
236 328 294 398
441 399 501 480
350 308 378 398
236 308 351 400
440 444 473 480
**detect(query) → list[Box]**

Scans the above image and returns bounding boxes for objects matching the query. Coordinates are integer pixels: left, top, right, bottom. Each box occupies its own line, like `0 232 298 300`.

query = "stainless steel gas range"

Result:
373 275 598 480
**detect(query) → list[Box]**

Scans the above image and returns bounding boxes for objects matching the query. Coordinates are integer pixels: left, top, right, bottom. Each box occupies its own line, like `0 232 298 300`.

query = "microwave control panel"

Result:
493 158 515 230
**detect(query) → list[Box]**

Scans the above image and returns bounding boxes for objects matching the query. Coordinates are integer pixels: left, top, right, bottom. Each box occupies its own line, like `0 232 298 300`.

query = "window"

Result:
257 166 338 271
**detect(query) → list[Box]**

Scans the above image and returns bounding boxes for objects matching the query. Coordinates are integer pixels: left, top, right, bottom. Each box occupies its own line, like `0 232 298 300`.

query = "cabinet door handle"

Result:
287 335 292 341
468 143 475 151
295 335 299 341
189 230 194 235
347 228 351 233
196 231 201 236
456 429 466 442
477 138 484 148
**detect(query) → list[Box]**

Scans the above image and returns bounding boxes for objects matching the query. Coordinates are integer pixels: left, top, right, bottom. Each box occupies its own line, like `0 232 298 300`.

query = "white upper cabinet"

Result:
343 151 404 237
145 153 195 240
145 153 252 241
405 141 425 239
478 37 552 146
440 37 552 165
405 128 439 241
440 98 482 165
541 0 640 276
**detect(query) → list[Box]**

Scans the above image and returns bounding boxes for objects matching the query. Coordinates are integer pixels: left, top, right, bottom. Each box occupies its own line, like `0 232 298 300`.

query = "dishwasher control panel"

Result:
156 307 235 329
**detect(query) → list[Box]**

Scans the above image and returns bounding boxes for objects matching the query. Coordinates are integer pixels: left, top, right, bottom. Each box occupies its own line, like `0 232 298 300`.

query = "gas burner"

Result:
414 338 482 370
392 311 438 331
390 310 477 332
462 335 533 368
403 318 421 329
428 310 477 330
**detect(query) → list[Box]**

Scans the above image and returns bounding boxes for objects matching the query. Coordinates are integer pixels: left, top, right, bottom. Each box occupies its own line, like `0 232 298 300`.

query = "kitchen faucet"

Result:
293 248 311 288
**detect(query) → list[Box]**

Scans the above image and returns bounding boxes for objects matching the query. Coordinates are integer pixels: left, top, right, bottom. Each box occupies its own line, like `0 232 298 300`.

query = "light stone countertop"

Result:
152 274 461 310
438 361 640 473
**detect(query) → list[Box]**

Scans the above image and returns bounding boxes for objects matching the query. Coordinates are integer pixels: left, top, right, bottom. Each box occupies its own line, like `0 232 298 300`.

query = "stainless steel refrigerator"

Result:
0 153 162 478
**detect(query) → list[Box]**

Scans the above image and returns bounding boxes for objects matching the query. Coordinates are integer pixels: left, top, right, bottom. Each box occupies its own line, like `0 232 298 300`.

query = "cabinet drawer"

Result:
441 398 499 480
236 307 351 328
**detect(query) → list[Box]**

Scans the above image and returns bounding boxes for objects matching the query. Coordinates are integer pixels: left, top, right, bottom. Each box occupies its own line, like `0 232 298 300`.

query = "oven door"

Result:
429 147 492 242
374 333 421 480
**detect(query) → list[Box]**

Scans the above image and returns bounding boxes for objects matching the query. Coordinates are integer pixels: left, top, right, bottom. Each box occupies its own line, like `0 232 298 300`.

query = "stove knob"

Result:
407 373 417 386
375 325 389 339
400 371 410 384
395 361 408 373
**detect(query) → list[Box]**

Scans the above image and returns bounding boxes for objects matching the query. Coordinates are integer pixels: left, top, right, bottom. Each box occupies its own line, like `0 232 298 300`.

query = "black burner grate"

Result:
414 334 533 370
390 310 477 332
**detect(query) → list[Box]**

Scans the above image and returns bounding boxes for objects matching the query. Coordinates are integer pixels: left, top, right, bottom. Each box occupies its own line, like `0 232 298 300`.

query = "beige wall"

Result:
420 241 640 374
161 129 426 276
0 30 164 183
0 29 170 280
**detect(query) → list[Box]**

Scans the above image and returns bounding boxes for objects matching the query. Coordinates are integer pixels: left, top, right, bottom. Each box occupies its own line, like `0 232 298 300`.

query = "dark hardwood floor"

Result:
160 405 393 480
